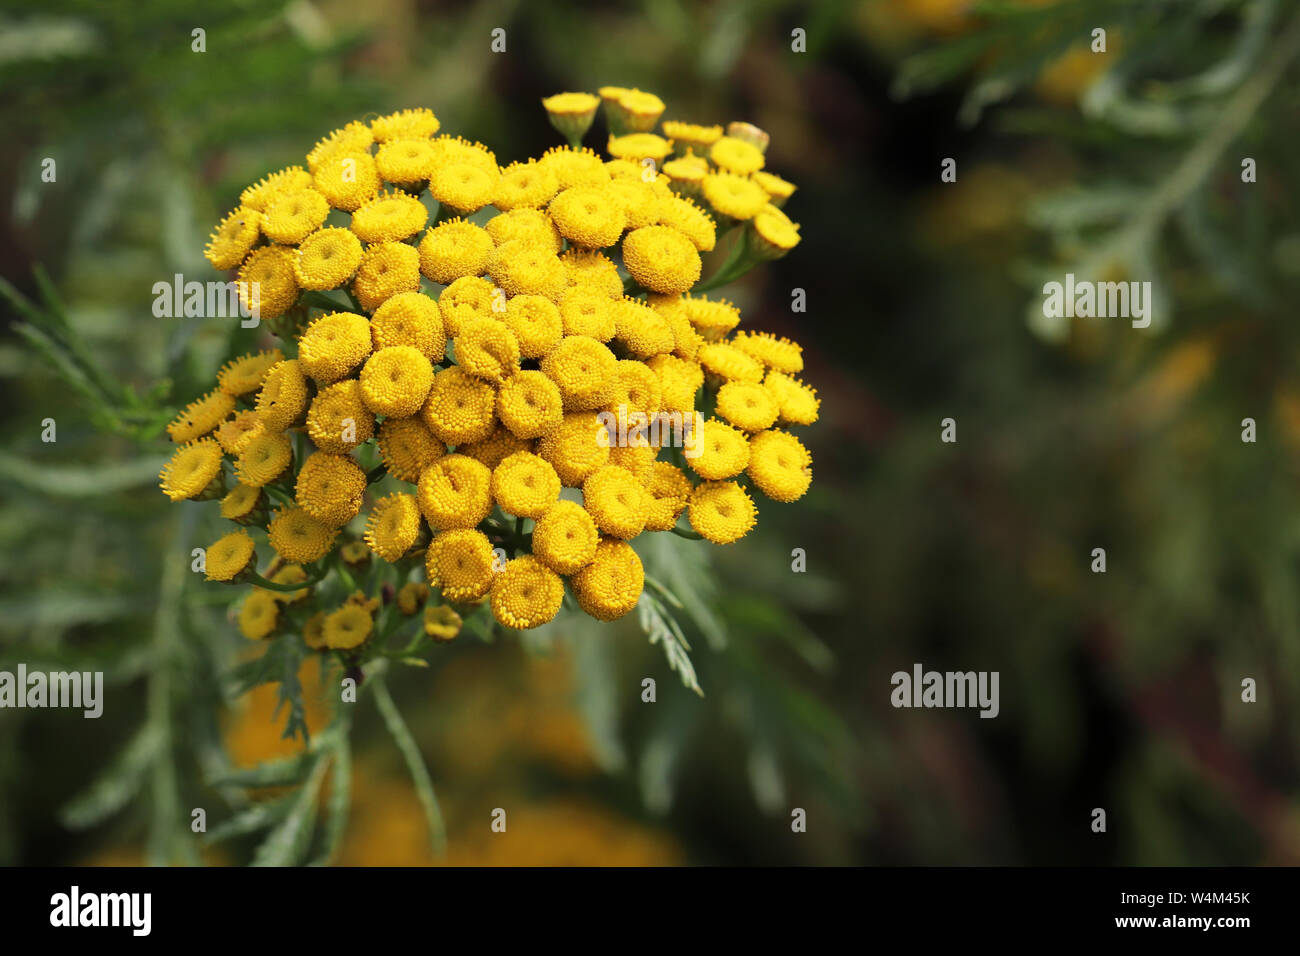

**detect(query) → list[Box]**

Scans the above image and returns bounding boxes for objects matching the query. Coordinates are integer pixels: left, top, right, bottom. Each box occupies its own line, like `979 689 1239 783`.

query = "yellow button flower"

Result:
540 335 617 411
360 345 435 418
425 528 495 602
491 555 564 630
235 430 293 487
747 429 812 503
167 389 235 443
254 358 310 431
238 590 280 640
322 604 373 650
622 225 702 294
306 379 375 453
350 190 429 243
491 451 561 518
531 499 599 574
205 207 261 270
572 538 644 620
263 187 330 244
418 217 494 285
218 349 284 397
496 369 564 439
268 506 339 564
503 294 563 359
295 451 367 528
715 381 779 432
294 226 364 290
420 365 497 445
493 160 561 210
456 316 521 384
417 454 493 530
237 245 299 321
582 464 650 539
370 291 446 361
205 530 256 582
548 186 626 249
312 150 380 211
364 492 425 562
298 311 373 384
377 415 445 483
353 241 421 311
686 417 750 481
687 480 757 544
537 411 611 486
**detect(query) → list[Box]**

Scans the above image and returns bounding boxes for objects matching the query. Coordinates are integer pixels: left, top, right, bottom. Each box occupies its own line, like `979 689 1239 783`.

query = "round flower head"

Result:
350 190 429 243
205 207 261 270
340 541 371 566
715 380 779 432
255 359 310 431
295 451 366 527
307 122 374 172
493 161 560 211
431 162 498 215
661 121 723 153
643 461 692 531
307 379 375 453
364 492 425 561
238 245 299 321
302 612 327 650
295 226 364 290
397 581 430 615
688 480 757 544
427 136 499 178
159 439 223 502
239 591 280 640
491 555 564 630
762 371 820 426
378 415 445 483
425 528 495 602
557 251 619 299
604 179 667 230
622 225 702 295
538 146 610 189
312 150 380 211
221 481 264 522
371 291 446 361
420 365 497 445
370 107 441 143
698 341 765 384
537 411 611 486
262 188 330 244
503 294 563 359
360 345 434 418
216 410 262 455
541 91 601 142
540 335 617 411
730 330 804 374
652 297 704 360
218 349 283 397
657 196 717 252
532 499 599 574
613 297 675 358
419 218 494 285
424 604 463 641
701 173 769 221
750 206 801 260
752 170 796 206
681 294 741 341
687 417 750 480
205 530 255 582
572 538 644 621
582 464 650 539
485 207 562 253
496 369 564 439
647 353 704 413
416 454 493 530
605 360 662 417
548 187 626 249
748 429 812 503
456 316 521 384
605 158 653 182
268 506 339 564
491 451 561 518
609 442 657 483
662 152 710 196
265 564 312 603
323 604 372 650
437 275 495 337
353 241 420 311
375 137 438 184
709 136 765 176
240 165 314 211
458 424 531 470
607 132 673 162
298 311 372 384
167 389 235 443
559 287 616 341
726 121 770 152
488 241 567 300
236 429 293 487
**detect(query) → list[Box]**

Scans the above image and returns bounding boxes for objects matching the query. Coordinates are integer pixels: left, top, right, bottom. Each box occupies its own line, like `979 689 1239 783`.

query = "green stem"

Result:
371 675 447 857
670 526 704 540
250 570 327 592
693 228 754 293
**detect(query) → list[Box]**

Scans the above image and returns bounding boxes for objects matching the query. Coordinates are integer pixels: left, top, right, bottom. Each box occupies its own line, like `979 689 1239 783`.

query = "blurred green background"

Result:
3 0 1300 865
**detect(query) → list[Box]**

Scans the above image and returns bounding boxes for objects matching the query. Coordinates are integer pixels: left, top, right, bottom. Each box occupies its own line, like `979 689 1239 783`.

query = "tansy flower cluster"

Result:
165 91 816 655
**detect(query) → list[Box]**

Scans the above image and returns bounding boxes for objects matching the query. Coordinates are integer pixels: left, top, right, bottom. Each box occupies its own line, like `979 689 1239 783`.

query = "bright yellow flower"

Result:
485 207 562 253
559 248 624 299
418 217 494 285
612 297 675 358
298 311 372 384
353 241 421 311
371 107 441 142
218 349 283 396
496 369 564 439
503 294 563 359
431 162 498 214
537 411 611 486
494 161 561 211
661 152 710 196
306 379 375 453
240 165 313 211
268 506 339 564
491 555 564 630
205 530 255 582
680 294 741 341
416 454 493 530
643 461 692 531
456 316 521 384
425 528 495 602
488 240 567 300
420 365 497 445
582 464 650 539
531 499 599 574
350 190 429 243
262 188 330 244
762 370 821 426
747 429 812 503
559 286 616 341
255 358 310 430
701 172 768 220
205 207 261 270
377 415 445 483
540 335 616 411
660 121 723 153
220 482 264 522
572 538 643 621
604 179 667 230
548 186 626 249
306 122 374 172
237 245 299 321
656 196 717 252
542 91 602 141
687 480 756 544
295 226 364 290
538 146 610 189
167 389 235 443
730 330 804 374
370 291 445 361
360 345 435 418
235 429 293 487
491 451 560 518
322 604 372 650
238 590 280 640
687 417 750 480
715 380 779 432
375 137 438 184
752 170 796 206
295 451 367 527
265 564 311 603
622 225 701 294
312 150 381 212
709 136 765 176
365 492 425 562
424 604 463 640
457 424 532 470
646 354 704 413
607 132 673 162
605 359 661 416
698 341 765 383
